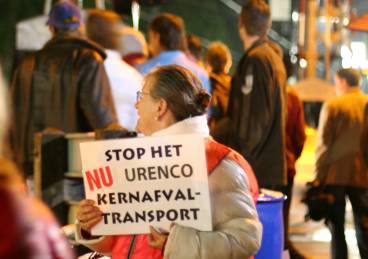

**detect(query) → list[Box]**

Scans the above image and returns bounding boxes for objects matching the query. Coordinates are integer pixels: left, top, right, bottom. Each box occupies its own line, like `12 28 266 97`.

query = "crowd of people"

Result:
1 0 368 258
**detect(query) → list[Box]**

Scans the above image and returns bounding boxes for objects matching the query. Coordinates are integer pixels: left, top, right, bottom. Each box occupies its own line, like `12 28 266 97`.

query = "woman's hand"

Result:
148 226 168 250
76 199 103 233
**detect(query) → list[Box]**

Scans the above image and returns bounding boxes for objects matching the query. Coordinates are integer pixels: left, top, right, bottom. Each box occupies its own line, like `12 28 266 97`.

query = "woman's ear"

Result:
156 98 169 119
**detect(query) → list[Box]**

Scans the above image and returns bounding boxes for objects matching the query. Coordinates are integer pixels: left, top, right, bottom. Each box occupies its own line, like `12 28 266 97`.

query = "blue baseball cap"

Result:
47 1 82 30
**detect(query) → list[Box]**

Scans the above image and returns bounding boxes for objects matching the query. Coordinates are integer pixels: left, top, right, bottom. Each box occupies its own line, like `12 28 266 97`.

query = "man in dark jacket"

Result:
10 1 118 176
216 0 287 189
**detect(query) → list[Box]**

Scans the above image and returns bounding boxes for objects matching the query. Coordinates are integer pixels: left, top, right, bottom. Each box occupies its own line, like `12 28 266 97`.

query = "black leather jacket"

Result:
226 39 287 187
10 35 118 174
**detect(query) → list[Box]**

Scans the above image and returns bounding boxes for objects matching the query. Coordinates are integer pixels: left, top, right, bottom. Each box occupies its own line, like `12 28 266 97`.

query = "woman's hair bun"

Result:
195 89 211 111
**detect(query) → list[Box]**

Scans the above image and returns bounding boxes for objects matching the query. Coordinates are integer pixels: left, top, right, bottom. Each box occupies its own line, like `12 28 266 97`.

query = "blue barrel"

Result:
255 190 285 259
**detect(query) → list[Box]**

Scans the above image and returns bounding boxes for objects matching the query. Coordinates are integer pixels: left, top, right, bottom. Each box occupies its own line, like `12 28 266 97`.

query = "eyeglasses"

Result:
136 91 151 102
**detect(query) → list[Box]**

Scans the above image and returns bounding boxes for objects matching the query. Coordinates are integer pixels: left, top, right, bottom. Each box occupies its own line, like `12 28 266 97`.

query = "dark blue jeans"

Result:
325 186 368 259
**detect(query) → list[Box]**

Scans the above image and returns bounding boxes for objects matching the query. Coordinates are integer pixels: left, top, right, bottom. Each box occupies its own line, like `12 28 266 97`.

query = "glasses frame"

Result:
136 91 151 102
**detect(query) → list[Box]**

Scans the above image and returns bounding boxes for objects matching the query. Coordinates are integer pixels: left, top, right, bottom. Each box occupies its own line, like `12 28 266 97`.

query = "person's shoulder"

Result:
112 59 144 84
210 158 249 191
52 37 107 61
287 87 301 99
137 56 161 75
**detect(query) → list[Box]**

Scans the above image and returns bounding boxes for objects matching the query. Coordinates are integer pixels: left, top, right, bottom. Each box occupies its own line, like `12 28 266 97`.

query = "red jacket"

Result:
108 138 259 259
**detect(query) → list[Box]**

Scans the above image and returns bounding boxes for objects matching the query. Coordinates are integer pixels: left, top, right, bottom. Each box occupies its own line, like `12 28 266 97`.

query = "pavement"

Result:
289 128 360 259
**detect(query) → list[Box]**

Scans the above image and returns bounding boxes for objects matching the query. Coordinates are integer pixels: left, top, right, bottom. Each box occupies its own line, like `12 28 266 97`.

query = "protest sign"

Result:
80 134 212 236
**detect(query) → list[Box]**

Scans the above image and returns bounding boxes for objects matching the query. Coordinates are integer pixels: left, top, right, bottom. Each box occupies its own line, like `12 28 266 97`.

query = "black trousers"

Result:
325 186 368 259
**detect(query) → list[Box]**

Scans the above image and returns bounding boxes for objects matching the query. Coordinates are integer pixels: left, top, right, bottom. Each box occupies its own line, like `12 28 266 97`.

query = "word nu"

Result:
84 166 114 191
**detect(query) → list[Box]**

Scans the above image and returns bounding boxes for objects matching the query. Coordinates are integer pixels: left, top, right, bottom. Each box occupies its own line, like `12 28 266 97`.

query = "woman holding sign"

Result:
76 65 262 259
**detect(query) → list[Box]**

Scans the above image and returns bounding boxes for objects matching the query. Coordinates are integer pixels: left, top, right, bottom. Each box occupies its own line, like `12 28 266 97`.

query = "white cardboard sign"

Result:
80 134 212 236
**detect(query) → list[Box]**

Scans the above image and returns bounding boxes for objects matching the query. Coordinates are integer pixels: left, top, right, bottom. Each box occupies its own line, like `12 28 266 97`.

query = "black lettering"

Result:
165 145 172 157
112 212 122 224
180 209 191 220
112 149 121 160
167 209 178 221
109 193 116 204
148 166 156 180
172 144 182 156
105 150 112 162
135 211 146 222
162 189 173 201
151 146 162 158
154 190 161 201
181 164 193 177
129 191 140 203
97 193 107 205
148 210 155 222
137 167 147 181
190 208 200 220
157 165 169 179
118 192 127 203
170 164 180 178
142 191 153 202
123 212 134 223
156 210 165 221
137 148 145 159
123 148 135 160
175 189 186 201
102 213 110 224
125 168 135 182
187 188 195 200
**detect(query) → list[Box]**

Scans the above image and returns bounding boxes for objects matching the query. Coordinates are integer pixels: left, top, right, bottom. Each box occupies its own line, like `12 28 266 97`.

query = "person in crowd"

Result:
86 9 143 131
10 1 118 176
361 103 368 165
186 34 203 66
284 87 307 259
0 67 74 259
315 68 368 259
137 13 211 93
120 26 149 67
205 41 232 132
214 0 287 190
75 65 262 259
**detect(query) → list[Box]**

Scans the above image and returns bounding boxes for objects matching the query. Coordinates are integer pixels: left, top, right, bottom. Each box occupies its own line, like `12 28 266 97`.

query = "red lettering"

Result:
85 166 114 191
100 166 113 187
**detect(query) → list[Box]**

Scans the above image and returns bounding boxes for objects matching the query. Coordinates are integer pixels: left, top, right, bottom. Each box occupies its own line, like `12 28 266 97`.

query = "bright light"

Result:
343 17 350 26
351 42 367 69
290 45 298 55
291 55 298 64
299 58 308 68
341 43 368 69
292 11 299 22
341 45 352 58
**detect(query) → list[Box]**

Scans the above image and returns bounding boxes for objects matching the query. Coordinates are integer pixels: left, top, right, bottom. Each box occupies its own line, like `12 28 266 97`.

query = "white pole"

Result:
96 0 106 9
43 0 52 15
132 1 140 30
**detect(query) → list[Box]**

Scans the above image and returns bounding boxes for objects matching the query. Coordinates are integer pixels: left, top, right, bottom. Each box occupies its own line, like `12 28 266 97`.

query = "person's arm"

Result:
163 159 262 259
315 102 330 180
289 90 306 160
75 222 115 255
74 199 115 255
78 54 118 129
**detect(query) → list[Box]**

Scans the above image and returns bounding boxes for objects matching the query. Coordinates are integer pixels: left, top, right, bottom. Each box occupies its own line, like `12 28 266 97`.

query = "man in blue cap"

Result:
10 0 118 177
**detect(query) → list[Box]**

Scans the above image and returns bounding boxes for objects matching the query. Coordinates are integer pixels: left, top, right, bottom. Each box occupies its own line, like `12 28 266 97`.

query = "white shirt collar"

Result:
152 115 210 137
106 49 122 60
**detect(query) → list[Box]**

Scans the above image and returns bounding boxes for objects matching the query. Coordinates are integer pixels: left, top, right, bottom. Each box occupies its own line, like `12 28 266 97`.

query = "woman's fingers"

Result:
79 208 103 223
148 226 168 249
77 199 103 232
81 215 103 231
